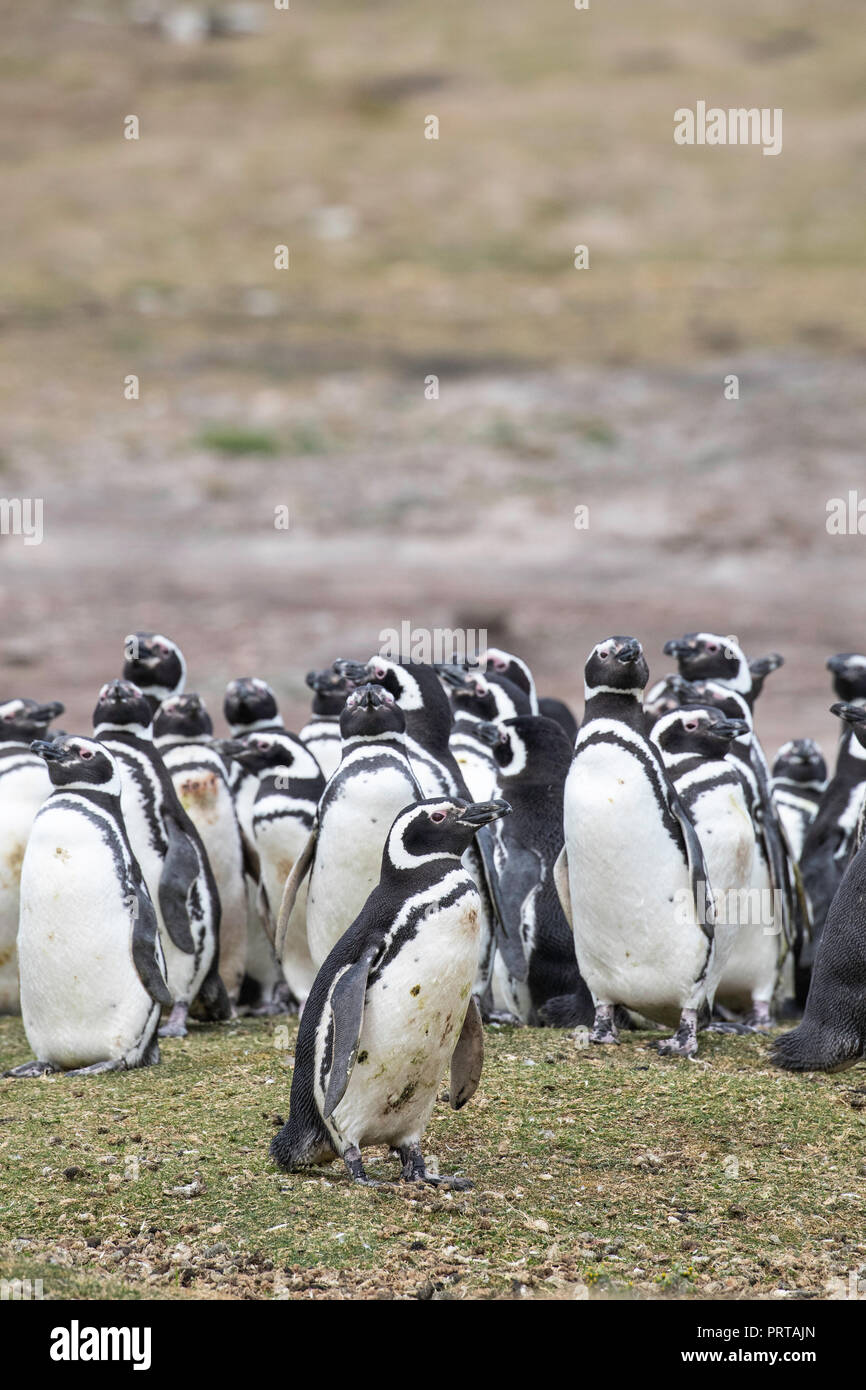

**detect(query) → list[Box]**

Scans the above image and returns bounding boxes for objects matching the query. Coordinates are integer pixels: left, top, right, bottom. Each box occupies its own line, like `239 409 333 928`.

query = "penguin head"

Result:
831 702 866 752
222 730 322 784
93 679 153 735
352 656 425 712
662 632 749 694
489 715 573 781
339 683 405 740
32 735 121 794
385 797 511 869
671 676 753 730
305 665 352 715
772 738 827 786
437 667 500 721
153 692 213 743
0 697 65 741
643 676 683 728
223 677 282 734
827 652 866 703
584 637 648 699
479 647 536 706
651 706 750 760
123 632 186 708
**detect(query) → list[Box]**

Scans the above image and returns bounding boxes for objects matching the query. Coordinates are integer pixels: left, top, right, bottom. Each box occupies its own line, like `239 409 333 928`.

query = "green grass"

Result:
2 1016 864 1300
196 426 280 457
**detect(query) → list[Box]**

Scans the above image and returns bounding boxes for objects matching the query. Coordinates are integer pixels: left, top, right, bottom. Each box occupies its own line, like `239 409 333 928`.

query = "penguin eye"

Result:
80 748 94 760
429 811 447 823
684 720 698 732
598 649 610 660
706 642 719 654
493 658 507 672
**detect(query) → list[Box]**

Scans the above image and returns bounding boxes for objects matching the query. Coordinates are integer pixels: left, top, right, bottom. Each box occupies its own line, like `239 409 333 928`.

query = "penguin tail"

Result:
772 1019 864 1073
270 1113 336 1172
538 992 594 1029
192 961 232 1022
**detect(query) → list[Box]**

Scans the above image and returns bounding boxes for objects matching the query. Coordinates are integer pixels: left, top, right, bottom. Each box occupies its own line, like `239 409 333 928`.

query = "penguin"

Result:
826 652 866 706
650 705 756 1019
270 796 510 1186
276 684 422 973
122 632 186 714
665 676 790 1026
94 679 229 1036
0 697 66 1014
771 740 827 861
537 697 578 747
298 666 352 781
662 632 782 712
4 737 171 1076
799 709 866 953
222 676 290 1013
153 693 248 1007
438 665 531 801
0 698 65 1014
557 637 716 1057
225 730 325 1005
474 715 593 1028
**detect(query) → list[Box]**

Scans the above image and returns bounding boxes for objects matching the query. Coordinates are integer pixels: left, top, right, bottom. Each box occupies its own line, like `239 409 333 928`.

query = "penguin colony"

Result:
2 629 866 1188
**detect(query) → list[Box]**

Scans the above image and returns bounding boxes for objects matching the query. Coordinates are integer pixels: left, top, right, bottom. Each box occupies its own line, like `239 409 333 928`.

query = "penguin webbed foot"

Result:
590 1003 619 1045
342 1145 385 1188
64 1059 127 1077
3 1059 59 1078
655 1009 699 1058
398 1144 472 1191
159 1002 189 1038
743 1002 773 1032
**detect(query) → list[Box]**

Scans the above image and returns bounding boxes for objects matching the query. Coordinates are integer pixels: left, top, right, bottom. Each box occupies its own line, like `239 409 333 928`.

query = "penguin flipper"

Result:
494 841 543 983
158 815 200 954
275 824 317 959
450 996 484 1109
472 831 528 983
130 874 172 1008
668 789 715 940
322 944 379 1119
553 846 572 927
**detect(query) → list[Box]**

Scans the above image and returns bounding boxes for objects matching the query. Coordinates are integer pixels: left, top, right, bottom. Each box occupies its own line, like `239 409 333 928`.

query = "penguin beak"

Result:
827 655 851 676
663 638 690 659
436 664 472 690
831 702 866 726
615 638 642 665
707 718 749 742
31 739 67 762
333 659 371 687
351 684 383 710
458 799 511 827
475 721 504 747
219 739 251 761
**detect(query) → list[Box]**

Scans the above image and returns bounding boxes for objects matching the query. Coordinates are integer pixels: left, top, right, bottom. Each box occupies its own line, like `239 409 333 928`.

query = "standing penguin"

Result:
557 637 716 1057
276 684 422 971
298 666 352 780
153 693 248 1007
94 679 229 1036
270 797 510 1186
772 740 827 861
439 665 531 802
223 676 289 1013
225 730 324 1005
650 705 756 1014
800 710 866 950
5 737 170 1076
122 632 186 715
0 698 64 1014
475 715 593 1027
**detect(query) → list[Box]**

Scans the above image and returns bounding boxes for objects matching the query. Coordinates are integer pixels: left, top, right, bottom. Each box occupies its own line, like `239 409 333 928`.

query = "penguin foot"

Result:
590 1003 619 1045
398 1144 472 1190
705 1021 752 1035
743 1002 773 1032
2 1059 59 1078
64 1059 126 1077
484 1011 525 1028
342 1145 383 1187
656 1008 699 1058
159 1002 189 1038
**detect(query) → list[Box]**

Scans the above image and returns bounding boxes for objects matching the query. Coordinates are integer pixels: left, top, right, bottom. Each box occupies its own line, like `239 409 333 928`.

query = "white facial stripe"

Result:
369 657 423 712
386 803 457 869
499 729 527 778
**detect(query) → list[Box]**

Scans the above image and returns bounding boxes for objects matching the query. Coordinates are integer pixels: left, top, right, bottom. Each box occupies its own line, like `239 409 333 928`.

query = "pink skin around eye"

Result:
706 643 719 653
494 658 507 672
430 811 446 822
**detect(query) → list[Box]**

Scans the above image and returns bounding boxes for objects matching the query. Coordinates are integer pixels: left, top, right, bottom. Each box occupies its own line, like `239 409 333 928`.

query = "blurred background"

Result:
0 0 864 753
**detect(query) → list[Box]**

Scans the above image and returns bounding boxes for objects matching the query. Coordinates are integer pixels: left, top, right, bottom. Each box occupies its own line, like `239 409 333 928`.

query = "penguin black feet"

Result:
2 1059 59 1078
64 1058 127 1077
398 1143 473 1191
342 1145 384 1187
159 1002 189 1038
656 1008 699 1058
590 1003 619 1045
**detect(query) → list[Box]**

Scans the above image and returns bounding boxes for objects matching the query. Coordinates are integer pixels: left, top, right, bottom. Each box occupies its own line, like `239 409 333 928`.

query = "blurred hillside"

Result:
0 0 864 752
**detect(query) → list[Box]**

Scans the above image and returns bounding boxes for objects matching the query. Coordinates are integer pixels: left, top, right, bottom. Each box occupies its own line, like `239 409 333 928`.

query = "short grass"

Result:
2 1015 864 1300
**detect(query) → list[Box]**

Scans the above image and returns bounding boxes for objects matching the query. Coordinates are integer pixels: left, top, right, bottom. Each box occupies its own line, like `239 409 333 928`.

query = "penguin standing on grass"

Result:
0 697 64 1014
557 638 716 1057
94 680 229 1037
270 797 510 1187
154 693 248 1008
276 684 421 972
225 730 324 1006
475 714 593 1027
5 737 170 1077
